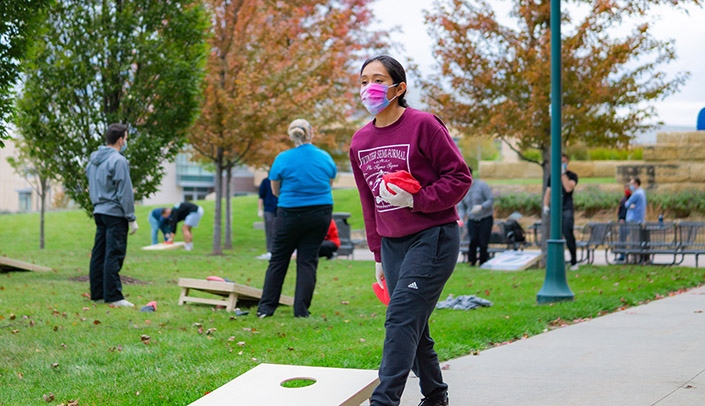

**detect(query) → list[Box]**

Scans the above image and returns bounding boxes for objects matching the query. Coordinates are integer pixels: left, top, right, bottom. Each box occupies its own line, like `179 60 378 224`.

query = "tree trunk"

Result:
211 148 224 255
39 176 47 250
224 165 233 250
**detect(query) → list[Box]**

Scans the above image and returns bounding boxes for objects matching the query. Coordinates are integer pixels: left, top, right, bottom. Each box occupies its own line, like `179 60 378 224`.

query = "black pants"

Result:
89 213 128 303
370 222 459 406
563 210 577 265
257 205 332 318
467 215 493 265
318 240 338 259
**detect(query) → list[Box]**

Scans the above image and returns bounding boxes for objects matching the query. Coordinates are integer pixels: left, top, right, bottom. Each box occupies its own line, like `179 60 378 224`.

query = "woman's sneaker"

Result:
107 299 134 308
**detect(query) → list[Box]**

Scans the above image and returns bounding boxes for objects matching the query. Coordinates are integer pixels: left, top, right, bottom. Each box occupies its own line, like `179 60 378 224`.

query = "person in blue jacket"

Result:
148 207 172 245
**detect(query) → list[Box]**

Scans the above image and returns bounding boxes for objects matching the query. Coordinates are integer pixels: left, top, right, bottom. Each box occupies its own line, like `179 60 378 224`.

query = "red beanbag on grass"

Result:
383 171 421 195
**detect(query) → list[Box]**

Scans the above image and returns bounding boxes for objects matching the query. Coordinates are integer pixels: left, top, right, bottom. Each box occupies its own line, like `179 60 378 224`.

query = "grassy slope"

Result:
0 189 703 405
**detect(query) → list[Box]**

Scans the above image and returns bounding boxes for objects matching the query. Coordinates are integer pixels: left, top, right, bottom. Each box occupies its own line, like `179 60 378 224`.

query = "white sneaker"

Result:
569 264 580 271
256 252 271 260
107 299 135 308
184 242 193 251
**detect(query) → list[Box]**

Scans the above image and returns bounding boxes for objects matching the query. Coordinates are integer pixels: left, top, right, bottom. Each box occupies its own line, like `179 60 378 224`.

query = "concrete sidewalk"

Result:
348 248 705 405
400 285 705 405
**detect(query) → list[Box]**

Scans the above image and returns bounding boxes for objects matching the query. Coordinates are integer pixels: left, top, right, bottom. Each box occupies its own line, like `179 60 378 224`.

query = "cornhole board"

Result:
177 278 293 312
480 250 542 271
0 256 52 272
189 363 379 406
142 241 186 251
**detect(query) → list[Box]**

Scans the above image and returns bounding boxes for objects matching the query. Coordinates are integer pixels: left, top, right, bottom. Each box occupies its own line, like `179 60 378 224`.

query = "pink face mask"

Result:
360 83 398 116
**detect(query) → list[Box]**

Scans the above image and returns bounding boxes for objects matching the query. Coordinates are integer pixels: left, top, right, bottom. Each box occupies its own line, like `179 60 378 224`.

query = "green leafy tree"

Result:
423 0 699 255
15 0 209 214
0 0 52 147
190 0 387 254
423 0 697 174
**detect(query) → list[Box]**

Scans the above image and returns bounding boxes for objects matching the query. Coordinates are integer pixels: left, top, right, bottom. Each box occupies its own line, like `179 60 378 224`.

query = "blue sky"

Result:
371 0 705 128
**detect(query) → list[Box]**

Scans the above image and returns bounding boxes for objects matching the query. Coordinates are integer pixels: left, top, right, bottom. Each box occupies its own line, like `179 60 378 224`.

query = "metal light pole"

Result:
537 0 574 303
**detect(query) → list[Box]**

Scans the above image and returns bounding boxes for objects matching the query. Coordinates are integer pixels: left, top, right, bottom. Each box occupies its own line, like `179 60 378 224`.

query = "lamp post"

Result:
537 0 574 304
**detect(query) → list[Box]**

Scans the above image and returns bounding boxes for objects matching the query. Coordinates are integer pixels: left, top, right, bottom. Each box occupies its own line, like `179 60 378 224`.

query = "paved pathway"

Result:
349 248 704 405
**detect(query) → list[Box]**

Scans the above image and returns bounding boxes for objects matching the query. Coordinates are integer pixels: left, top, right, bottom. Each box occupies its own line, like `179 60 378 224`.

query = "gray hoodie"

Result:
86 146 136 221
457 178 494 221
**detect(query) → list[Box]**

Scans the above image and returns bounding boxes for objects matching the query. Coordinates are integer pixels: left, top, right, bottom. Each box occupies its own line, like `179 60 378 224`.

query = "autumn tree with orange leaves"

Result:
190 0 386 254
423 0 698 178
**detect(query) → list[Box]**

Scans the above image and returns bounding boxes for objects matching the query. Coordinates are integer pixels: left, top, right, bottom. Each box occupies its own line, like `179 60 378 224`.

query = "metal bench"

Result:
676 221 705 267
576 222 611 265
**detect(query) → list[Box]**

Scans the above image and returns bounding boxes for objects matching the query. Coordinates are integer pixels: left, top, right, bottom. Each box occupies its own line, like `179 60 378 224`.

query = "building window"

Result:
182 187 210 202
18 189 31 212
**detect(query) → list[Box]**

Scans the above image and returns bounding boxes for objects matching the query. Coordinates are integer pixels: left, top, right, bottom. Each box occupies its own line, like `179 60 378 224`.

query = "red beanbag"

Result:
383 171 421 195
372 279 390 306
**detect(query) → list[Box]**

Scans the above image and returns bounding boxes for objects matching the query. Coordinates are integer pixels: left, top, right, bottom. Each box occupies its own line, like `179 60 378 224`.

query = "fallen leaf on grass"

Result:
140 335 151 344
43 392 55 402
51 363 59 369
93 320 101 325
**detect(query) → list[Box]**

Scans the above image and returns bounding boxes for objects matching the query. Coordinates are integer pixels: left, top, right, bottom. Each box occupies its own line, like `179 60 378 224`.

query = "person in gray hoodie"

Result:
457 166 495 266
86 123 138 307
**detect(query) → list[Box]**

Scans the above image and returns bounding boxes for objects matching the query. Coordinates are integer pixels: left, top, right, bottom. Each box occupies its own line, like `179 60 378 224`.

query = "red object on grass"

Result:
372 279 390 305
383 171 421 195
146 301 157 311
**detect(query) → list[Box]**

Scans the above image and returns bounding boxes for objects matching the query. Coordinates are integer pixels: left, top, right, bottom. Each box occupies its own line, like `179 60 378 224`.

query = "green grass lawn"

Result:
1 189 703 405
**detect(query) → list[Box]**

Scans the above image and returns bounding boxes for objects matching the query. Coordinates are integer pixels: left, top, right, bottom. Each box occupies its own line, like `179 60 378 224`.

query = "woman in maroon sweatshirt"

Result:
349 55 472 406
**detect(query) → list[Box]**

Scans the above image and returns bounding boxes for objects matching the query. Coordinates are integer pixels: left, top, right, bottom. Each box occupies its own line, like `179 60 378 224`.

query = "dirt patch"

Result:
68 275 149 285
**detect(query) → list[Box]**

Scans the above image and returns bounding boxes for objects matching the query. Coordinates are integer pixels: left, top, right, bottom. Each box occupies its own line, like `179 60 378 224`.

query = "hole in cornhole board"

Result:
281 377 317 388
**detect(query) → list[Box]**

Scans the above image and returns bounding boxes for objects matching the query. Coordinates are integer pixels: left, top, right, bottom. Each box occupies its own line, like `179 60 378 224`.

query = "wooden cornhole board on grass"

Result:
189 363 379 406
142 241 186 251
0 256 52 272
177 277 293 312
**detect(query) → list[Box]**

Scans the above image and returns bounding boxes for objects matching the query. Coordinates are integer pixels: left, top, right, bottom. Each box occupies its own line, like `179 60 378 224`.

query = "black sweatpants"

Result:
370 222 459 406
257 205 331 318
467 215 493 266
563 210 577 265
89 213 128 303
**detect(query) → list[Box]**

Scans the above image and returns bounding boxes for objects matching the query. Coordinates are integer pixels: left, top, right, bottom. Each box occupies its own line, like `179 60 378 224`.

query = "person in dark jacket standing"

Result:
87 123 138 308
257 177 278 260
164 201 204 251
350 55 472 406
543 153 579 271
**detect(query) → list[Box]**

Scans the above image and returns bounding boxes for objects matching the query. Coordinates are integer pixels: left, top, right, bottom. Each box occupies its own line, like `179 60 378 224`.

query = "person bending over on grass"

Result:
148 207 171 245
349 55 472 406
164 201 204 251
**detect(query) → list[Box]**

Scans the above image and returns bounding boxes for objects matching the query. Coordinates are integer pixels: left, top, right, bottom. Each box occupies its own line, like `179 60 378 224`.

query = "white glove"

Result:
543 205 550 216
375 262 385 286
129 221 139 235
379 180 413 209
257 209 263 218
470 204 482 215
